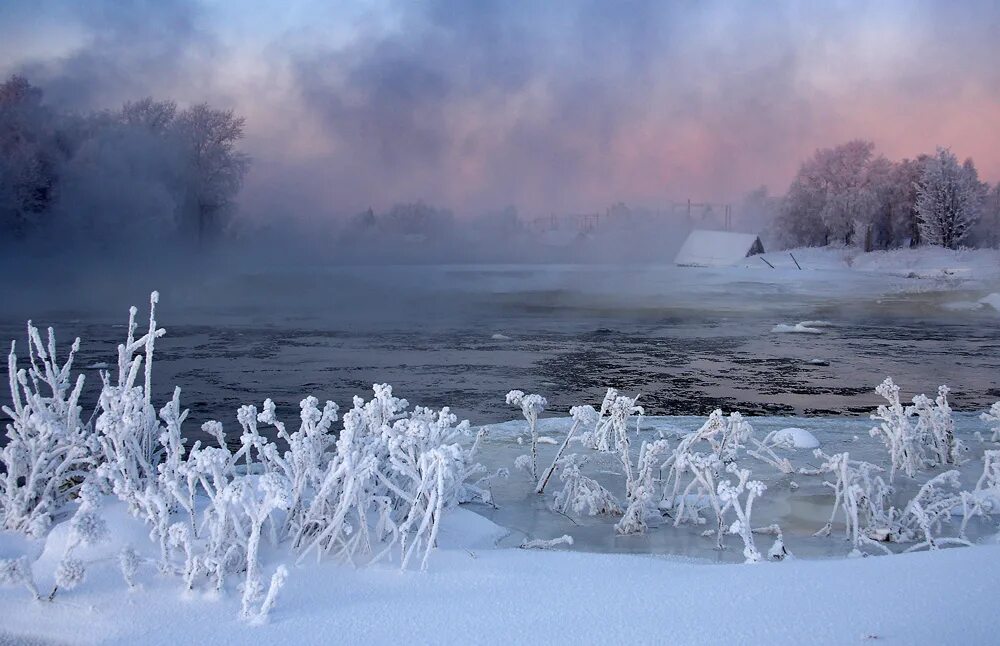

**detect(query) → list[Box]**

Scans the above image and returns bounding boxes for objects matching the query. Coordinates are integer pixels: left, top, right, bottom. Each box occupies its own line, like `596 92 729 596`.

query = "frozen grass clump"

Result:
870 378 967 482
0 294 488 620
2 322 95 537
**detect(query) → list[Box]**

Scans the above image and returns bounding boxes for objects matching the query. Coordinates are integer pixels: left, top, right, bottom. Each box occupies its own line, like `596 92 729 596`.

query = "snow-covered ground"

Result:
2 503 999 645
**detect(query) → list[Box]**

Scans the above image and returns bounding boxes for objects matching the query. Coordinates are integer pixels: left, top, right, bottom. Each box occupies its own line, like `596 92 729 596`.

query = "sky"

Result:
2 0 999 219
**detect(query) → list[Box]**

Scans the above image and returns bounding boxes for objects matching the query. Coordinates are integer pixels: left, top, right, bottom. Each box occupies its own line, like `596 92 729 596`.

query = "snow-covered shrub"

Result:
579 389 643 457
869 378 965 481
505 390 547 480
979 402 1000 443
672 409 751 467
911 386 964 466
93 293 166 510
0 294 494 620
252 565 288 624
0 556 40 600
536 405 598 494
660 410 753 545
2 323 95 536
809 451 896 555
755 525 791 561
616 439 670 535
292 386 483 570
746 430 796 474
897 471 970 552
809 448 984 556
48 484 109 600
221 473 292 618
870 378 924 481
664 452 727 546
118 546 140 590
959 450 1000 538
718 465 766 563
551 454 622 517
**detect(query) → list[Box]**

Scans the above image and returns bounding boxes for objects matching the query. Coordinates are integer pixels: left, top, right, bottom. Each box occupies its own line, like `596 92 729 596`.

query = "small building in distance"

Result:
674 229 765 267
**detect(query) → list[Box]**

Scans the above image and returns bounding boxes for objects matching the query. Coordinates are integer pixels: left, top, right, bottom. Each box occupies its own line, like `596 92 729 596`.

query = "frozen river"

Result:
2 261 1000 560
2 263 998 433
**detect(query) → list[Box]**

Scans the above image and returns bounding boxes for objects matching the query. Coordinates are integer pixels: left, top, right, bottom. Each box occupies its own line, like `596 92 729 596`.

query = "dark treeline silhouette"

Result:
0 75 248 249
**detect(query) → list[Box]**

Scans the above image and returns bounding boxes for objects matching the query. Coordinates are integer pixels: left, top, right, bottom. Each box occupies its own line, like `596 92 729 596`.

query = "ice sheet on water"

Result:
471 413 997 562
772 323 824 334
979 293 1000 312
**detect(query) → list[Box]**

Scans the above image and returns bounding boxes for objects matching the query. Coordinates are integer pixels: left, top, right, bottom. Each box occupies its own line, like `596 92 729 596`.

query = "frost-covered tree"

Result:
886 156 928 247
0 75 57 238
174 103 250 241
0 75 250 247
120 98 178 133
915 147 985 249
54 106 186 243
776 140 882 247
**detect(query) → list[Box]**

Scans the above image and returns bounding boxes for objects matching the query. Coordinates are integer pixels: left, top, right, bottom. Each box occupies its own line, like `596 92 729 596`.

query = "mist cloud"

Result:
2 0 998 220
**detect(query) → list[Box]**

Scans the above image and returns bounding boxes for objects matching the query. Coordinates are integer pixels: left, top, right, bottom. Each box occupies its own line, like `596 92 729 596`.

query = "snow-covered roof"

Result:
674 229 764 267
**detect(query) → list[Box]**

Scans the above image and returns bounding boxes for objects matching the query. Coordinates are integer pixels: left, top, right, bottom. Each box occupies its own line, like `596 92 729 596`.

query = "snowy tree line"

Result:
0 75 249 246
770 140 1000 250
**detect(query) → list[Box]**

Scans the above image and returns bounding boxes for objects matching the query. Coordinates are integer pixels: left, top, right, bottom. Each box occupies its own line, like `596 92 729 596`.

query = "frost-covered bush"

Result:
551 454 622 517
809 448 988 556
869 378 965 481
536 405 598 494
616 438 670 535
505 390 547 480
718 465 766 563
810 451 897 555
959 450 1000 537
579 388 644 456
118 546 140 590
911 386 965 466
650 410 783 554
895 471 973 552
663 451 727 546
47 483 109 600
660 411 752 542
2 323 96 536
0 556 40 600
93 292 166 510
870 378 923 481
746 430 797 474
979 402 1000 443
0 294 492 620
